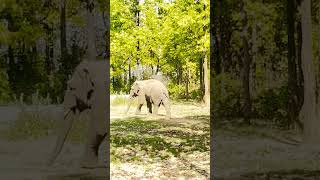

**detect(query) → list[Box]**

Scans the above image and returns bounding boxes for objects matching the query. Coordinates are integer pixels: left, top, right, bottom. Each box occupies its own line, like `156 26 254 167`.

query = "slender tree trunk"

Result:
60 0 67 63
86 0 96 61
296 18 304 111
45 26 54 75
212 0 221 76
135 0 141 79
199 58 204 95
287 0 300 130
156 58 160 74
299 0 320 144
251 24 257 97
128 59 132 90
217 0 224 75
185 68 189 99
203 55 210 106
240 2 252 124
317 2 320 103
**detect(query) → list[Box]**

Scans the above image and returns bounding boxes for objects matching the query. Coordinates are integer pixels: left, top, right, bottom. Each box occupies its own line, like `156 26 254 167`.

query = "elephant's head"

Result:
125 81 144 114
129 81 143 98
47 62 94 166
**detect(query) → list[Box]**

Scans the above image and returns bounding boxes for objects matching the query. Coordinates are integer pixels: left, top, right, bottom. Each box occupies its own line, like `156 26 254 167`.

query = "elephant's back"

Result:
148 79 169 98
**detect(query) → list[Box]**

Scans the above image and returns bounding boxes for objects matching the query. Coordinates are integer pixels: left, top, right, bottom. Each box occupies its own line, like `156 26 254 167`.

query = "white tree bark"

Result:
299 0 320 145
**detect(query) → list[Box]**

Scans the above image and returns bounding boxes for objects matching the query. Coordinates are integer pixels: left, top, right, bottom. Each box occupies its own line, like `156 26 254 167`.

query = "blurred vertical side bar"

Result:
105 0 111 178
209 0 214 179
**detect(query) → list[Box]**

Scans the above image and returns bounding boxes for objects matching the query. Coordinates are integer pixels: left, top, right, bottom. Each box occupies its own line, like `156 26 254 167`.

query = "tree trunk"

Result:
296 18 304 111
86 0 96 61
199 58 204 95
45 26 54 75
287 0 300 130
217 0 224 75
203 55 210 106
317 1 320 103
135 0 141 79
210 0 214 178
185 68 189 99
60 0 67 63
299 0 320 144
240 2 252 124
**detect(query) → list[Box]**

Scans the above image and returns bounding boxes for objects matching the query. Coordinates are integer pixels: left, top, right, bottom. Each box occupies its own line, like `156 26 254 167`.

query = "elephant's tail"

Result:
163 91 169 99
47 109 75 166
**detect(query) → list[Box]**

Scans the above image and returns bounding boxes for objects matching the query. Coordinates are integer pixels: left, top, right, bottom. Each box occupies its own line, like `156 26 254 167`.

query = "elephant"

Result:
47 60 109 169
125 79 171 118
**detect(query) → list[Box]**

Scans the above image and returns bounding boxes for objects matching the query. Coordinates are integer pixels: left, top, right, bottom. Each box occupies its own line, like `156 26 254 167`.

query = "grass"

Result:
111 117 209 163
0 99 210 178
110 101 210 178
2 108 89 143
111 95 129 106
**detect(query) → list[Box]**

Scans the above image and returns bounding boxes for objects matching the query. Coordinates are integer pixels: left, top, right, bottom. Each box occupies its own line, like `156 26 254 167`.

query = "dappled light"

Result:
111 97 210 179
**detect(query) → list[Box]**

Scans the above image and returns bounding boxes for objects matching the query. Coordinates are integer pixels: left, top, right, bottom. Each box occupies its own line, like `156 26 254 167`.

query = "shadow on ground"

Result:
111 116 209 162
216 169 320 180
47 174 107 180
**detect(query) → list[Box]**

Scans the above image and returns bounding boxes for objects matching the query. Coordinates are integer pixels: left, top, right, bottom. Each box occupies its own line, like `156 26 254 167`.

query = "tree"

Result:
239 1 252 124
299 0 320 144
287 0 301 130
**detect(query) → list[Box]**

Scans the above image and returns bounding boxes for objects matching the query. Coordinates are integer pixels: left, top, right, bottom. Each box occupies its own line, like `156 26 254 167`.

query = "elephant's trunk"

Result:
125 96 134 114
47 109 75 166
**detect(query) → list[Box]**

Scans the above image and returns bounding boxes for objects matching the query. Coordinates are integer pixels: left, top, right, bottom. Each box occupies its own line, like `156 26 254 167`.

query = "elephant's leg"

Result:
81 88 108 168
135 93 145 114
135 103 143 114
80 117 107 168
146 96 153 114
152 99 160 116
162 98 171 118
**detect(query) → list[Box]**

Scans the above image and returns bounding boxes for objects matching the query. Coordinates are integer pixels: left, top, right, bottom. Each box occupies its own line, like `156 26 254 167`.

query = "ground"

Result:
0 105 108 180
0 96 210 180
110 97 210 179
214 121 320 179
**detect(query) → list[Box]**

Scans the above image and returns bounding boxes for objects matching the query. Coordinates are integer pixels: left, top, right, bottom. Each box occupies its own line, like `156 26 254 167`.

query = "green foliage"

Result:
167 83 185 99
253 86 288 124
5 110 57 140
111 0 209 99
3 108 89 143
111 95 130 106
212 74 241 118
0 68 11 104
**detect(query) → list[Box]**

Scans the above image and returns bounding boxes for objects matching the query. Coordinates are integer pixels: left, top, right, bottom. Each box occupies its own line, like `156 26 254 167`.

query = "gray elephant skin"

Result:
47 60 108 168
125 79 171 118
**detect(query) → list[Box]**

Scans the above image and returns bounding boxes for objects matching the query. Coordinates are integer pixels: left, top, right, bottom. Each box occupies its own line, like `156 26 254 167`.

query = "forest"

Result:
0 0 210 104
111 0 210 102
110 0 210 178
212 0 320 178
0 0 210 179
0 0 109 104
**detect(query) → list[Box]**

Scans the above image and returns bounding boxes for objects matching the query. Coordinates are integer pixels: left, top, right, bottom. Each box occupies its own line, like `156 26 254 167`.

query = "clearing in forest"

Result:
110 96 210 179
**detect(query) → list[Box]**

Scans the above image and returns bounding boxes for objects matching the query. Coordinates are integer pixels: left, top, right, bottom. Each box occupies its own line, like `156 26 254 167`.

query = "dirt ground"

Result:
0 131 108 180
0 100 210 180
0 105 108 180
110 101 210 179
214 124 320 179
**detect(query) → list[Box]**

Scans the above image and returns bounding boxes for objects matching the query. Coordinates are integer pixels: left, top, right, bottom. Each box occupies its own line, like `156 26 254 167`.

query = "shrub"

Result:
211 73 241 118
253 86 288 125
